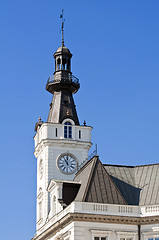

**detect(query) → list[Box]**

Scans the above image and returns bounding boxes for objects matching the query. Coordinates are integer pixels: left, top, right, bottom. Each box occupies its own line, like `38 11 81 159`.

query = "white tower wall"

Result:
34 122 92 229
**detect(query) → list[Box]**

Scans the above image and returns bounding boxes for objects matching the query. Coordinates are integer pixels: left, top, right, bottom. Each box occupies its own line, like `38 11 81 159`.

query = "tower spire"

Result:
45 13 80 125
60 9 65 46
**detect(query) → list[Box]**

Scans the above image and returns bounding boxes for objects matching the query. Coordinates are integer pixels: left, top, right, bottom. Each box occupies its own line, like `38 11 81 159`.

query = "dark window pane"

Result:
65 121 72 126
79 130 81 139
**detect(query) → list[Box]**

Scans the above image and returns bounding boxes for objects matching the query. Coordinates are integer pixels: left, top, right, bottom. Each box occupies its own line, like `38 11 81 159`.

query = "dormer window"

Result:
64 122 72 138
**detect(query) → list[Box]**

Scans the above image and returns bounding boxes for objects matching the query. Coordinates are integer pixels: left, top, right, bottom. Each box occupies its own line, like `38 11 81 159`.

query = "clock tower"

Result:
34 16 92 228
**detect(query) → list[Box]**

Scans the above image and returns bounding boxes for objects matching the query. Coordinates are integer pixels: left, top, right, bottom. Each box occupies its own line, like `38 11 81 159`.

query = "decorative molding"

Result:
90 229 112 240
36 218 43 225
37 191 43 199
33 212 159 240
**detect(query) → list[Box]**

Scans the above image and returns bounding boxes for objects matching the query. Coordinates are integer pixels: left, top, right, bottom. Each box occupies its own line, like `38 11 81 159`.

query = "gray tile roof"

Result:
74 157 127 205
104 163 159 206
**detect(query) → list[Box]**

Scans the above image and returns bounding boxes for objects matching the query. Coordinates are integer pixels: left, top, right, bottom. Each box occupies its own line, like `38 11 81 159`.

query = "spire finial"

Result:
60 9 65 47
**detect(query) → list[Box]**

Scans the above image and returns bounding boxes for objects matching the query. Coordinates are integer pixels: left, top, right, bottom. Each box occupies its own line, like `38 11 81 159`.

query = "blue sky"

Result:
0 0 159 239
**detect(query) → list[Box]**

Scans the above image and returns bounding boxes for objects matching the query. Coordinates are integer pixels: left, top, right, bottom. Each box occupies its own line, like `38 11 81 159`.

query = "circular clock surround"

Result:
57 153 78 175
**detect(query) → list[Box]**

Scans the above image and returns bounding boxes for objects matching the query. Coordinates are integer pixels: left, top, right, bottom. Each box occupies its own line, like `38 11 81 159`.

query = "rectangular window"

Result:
148 238 159 240
55 128 57 137
120 239 132 240
94 238 107 240
79 130 81 139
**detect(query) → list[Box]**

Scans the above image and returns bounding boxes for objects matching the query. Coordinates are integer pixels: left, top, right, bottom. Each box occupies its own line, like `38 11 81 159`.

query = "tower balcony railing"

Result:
47 74 79 85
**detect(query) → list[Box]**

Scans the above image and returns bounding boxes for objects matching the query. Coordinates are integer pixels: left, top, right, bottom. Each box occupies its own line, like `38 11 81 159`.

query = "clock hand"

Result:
65 160 68 165
66 156 69 165
64 157 69 165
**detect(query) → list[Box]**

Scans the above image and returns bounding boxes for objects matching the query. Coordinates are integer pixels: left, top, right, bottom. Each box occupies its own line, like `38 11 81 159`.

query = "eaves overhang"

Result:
33 212 159 240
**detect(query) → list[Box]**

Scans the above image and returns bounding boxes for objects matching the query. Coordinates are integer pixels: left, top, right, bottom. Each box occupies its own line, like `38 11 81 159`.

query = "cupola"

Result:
54 45 72 72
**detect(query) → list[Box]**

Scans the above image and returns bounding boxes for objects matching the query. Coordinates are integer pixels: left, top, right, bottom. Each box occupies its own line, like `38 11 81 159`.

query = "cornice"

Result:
34 138 92 156
71 213 159 225
32 213 73 240
32 212 159 240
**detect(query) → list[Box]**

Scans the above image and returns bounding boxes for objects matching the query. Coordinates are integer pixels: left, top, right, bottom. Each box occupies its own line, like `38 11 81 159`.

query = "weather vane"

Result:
60 9 65 46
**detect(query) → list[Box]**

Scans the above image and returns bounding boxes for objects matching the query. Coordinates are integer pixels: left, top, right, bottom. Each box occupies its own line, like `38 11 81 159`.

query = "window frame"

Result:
142 232 159 240
64 121 72 138
90 230 112 240
147 237 159 240
116 231 137 240
62 119 75 139
79 130 81 139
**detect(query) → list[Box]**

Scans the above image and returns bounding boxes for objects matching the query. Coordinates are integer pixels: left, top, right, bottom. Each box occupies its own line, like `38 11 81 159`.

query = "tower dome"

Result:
55 45 71 55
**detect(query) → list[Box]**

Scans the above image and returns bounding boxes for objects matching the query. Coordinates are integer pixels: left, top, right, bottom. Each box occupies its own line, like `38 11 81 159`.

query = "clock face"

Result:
57 154 77 174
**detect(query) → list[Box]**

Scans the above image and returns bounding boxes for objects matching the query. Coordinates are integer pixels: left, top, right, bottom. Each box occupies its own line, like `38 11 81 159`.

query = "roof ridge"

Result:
84 157 128 204
104 163 159 168
99 158 128 205
134 163 159 167
104 164 134 168
75 155 98 177
82 157 98 201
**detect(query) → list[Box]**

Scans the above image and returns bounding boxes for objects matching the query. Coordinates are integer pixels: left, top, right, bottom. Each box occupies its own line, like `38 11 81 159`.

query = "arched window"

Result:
62 58 66 70
64 122 72 138
57 58 61 70
67 59 70 71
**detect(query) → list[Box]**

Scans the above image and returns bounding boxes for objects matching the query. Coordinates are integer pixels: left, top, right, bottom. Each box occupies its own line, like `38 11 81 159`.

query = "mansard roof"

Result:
51 157 159 208
105 163 159 206
72 157 159 206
